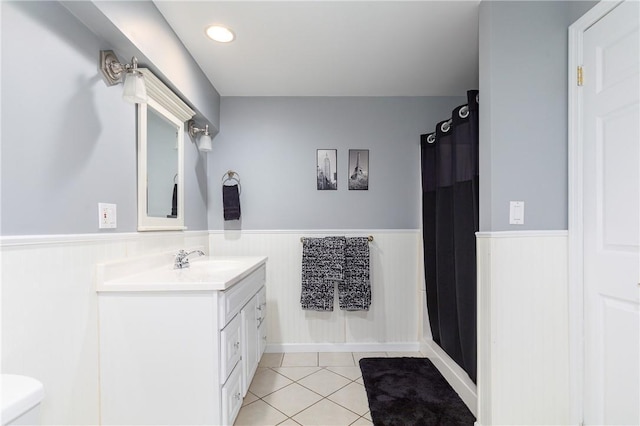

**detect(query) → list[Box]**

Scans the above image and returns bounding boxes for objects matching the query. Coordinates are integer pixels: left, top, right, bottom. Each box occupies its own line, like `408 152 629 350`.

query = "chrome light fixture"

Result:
100 50 148 104
188 120 212 152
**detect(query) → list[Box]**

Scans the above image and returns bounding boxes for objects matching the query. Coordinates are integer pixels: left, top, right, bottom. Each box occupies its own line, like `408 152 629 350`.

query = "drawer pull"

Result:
234 392 242 401
234 341 240 350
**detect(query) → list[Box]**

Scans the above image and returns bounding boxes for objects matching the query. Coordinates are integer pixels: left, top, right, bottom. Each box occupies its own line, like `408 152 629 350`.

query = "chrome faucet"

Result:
174 249 205 269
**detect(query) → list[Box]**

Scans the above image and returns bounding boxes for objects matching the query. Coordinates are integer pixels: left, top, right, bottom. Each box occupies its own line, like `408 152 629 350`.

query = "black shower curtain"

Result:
420 90 479 382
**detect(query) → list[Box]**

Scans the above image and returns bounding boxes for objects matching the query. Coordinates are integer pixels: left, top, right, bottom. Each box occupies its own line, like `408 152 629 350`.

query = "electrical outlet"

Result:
98 203 117 229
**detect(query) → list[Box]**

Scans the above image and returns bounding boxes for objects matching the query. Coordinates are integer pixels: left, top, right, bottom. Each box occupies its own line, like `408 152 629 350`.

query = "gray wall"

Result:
208 96 465 230
478 0 596 231
61 1 221 135
0 1 208 235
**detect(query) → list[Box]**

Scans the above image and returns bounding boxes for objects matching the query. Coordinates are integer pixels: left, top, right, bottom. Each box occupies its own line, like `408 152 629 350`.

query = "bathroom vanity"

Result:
96 254 267 425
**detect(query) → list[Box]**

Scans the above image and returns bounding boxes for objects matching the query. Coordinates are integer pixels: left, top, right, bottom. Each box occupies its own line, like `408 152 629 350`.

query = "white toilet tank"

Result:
1 374 44 426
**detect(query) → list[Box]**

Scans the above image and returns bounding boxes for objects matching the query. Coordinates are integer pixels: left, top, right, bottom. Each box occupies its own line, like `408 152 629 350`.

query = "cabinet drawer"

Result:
218 265 266 326
221 363 243 426
220 314 241 383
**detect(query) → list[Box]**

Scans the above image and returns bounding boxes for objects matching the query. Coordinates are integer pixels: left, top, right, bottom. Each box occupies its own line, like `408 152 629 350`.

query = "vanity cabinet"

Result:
97 259 266 426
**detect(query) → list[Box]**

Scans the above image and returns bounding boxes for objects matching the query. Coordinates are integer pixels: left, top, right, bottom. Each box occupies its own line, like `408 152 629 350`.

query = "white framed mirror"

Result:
137 68 195 231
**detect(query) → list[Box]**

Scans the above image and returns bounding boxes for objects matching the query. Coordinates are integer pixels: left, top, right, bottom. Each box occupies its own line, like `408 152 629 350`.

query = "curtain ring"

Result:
427 134 436 144
459 105 469 119
476 93 479 104
441 120 451 133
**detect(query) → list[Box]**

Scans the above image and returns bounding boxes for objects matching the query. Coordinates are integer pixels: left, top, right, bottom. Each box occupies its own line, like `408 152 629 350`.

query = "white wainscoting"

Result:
209 230 421 352
0 231 209 426
476 231 570 426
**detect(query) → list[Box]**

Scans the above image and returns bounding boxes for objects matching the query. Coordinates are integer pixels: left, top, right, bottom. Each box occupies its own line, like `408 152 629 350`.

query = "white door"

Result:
582 1 640 424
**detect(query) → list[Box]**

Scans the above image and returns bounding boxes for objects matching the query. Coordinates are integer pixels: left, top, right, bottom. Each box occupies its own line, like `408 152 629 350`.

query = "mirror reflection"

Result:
146 106 179 218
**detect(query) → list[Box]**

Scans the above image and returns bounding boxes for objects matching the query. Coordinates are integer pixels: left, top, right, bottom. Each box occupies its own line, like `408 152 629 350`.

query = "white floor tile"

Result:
385 351 424 358
240 354 378 426
282 352 318 367
326 366 362 380
262 383 323 417
352 352 387 364
271 366 321 381
277 419 302 425
298 369 351 397
350 417 373 426
234 400 287 426
319 352 355 367
242 391 259 407
292 399 360 426
248 368 293 398
260 353 284 367
327 382 370 416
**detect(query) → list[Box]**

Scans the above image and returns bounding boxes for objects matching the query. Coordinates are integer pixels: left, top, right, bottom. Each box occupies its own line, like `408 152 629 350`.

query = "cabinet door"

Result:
256 287 267 358
241 295 258 395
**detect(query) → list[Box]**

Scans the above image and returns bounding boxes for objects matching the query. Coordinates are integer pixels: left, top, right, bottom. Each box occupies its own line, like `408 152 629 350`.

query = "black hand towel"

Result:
222 184 241 220
170 184 178 217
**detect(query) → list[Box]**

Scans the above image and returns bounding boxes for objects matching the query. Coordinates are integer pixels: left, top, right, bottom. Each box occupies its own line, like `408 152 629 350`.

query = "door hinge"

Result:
577 66 584 86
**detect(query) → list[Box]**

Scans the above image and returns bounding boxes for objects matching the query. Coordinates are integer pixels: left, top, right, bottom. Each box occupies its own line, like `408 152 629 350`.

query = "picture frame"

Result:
317 149 337 190
348 149 369 190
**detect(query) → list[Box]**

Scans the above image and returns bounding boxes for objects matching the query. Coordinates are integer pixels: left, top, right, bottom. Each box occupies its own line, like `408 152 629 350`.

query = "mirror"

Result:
137 68 195 231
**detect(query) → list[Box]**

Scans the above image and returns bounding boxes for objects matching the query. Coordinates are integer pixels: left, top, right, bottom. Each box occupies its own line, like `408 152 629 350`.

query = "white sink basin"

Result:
188 259 246 273
97 255 267 292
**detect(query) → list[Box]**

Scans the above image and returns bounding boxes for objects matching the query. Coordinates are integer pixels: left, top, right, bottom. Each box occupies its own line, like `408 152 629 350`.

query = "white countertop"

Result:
1 374 44 424
96 255 267 292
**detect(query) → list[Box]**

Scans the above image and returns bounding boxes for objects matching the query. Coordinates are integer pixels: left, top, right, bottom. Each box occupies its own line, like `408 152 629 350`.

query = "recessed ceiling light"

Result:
205 25 235 43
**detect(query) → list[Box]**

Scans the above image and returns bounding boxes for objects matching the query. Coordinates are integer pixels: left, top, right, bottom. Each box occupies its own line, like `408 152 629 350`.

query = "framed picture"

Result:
348 149 369 190
317 149 337 190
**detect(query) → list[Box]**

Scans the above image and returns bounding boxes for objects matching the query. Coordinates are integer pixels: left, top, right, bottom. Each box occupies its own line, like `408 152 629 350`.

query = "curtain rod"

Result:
300 235 374 243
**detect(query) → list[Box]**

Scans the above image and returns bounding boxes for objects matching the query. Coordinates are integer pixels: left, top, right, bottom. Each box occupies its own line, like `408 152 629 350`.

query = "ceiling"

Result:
154 1 480 97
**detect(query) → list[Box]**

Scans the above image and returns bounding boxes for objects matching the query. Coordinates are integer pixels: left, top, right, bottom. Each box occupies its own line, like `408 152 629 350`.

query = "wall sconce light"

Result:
188 120 212 152
99 50 148 104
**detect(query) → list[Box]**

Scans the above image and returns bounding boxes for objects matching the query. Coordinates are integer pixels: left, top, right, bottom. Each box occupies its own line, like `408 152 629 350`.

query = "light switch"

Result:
98 203 117 229
509 201 525 225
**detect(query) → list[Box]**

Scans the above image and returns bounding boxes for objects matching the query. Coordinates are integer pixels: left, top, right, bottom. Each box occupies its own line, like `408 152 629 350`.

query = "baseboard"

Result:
265 342 421 353
424 340 478 417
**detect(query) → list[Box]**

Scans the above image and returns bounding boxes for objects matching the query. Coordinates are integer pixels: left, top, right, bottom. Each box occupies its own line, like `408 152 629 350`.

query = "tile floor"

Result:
234 351 426 426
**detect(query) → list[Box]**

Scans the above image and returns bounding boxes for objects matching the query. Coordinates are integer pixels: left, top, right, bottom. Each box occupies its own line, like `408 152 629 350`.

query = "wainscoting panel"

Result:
209 230 421 350
476 231 570 426
0 231 209 426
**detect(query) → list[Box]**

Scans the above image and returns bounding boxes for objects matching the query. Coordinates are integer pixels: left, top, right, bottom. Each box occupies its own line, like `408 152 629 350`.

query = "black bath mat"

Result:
359 357 475 426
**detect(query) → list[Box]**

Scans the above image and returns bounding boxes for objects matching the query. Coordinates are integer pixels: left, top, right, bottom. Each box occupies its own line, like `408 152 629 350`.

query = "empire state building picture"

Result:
316 149 337 190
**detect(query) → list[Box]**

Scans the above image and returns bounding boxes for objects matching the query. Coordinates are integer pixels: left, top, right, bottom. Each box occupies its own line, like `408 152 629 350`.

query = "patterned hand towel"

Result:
339 237 371 311
323 236 346 281
300 236 346 311
301 237 333 311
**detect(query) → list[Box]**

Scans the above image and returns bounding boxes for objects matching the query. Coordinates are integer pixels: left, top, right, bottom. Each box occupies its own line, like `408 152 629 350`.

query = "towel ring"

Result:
222 170 241 194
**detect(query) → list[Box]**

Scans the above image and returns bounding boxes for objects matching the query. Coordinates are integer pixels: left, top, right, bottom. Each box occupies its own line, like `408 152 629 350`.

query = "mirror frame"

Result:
137 68 195 231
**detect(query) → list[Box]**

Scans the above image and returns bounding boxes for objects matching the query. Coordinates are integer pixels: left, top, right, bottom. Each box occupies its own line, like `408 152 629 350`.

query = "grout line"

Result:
242 353 373 426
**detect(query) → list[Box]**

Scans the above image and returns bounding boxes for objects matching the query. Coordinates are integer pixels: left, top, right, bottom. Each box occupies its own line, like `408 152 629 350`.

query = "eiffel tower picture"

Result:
348 149 369 190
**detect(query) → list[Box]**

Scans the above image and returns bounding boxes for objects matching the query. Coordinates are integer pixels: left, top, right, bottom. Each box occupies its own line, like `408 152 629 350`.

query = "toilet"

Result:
1 375 44 426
